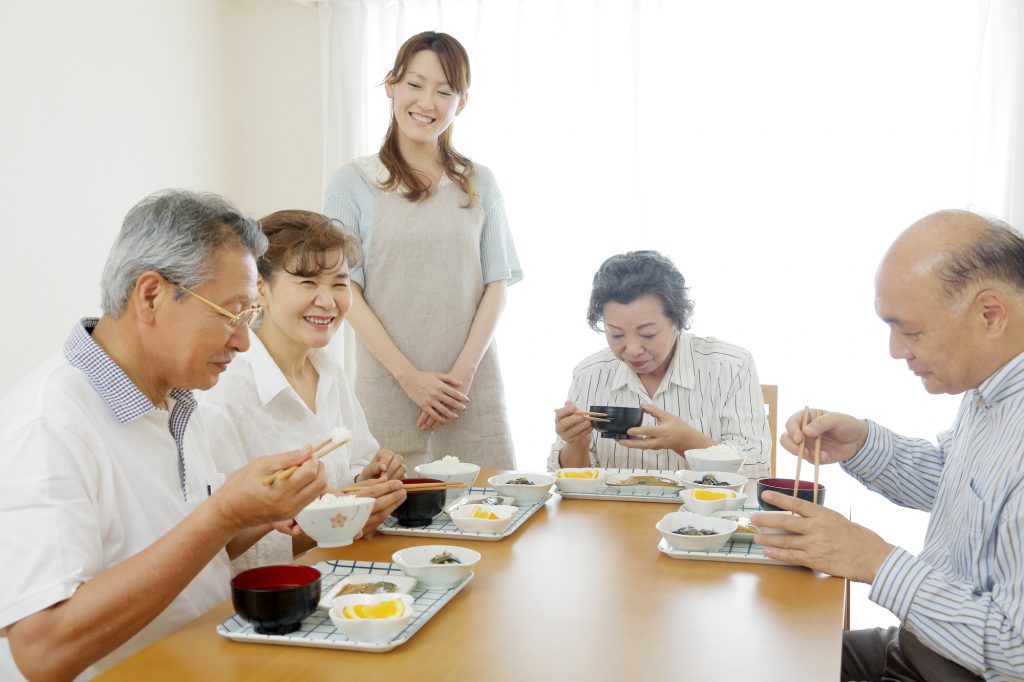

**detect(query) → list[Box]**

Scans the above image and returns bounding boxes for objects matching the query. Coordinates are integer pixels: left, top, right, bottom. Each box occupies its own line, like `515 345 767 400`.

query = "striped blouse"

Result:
846 351 1024 680
547 332 771 477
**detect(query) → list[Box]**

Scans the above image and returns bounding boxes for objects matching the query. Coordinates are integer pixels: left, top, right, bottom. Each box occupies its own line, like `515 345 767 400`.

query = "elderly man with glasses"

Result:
0 190 329 681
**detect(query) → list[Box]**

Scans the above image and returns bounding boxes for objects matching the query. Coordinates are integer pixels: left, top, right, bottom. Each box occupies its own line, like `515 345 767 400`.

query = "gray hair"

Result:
100 189 268 316
586 250 695 332
935 213 1024 304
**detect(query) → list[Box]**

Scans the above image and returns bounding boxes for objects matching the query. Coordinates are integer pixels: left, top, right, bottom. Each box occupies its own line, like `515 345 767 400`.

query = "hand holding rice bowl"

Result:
295 494 374 548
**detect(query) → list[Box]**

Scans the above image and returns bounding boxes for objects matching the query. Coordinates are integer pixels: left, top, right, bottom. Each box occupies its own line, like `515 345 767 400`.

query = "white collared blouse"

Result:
200 333 378 571
548 332 771 478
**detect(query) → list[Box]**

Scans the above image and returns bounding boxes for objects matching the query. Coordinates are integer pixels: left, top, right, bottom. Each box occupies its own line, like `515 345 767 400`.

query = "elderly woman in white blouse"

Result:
203 210 407 571
550 250 771 478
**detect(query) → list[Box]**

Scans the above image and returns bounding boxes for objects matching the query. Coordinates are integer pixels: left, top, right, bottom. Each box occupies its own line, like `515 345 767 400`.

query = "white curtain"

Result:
316 3 1023 627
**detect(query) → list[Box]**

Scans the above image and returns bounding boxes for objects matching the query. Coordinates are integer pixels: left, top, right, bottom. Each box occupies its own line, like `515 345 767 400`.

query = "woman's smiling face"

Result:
386 49 466 148
258 249 351 350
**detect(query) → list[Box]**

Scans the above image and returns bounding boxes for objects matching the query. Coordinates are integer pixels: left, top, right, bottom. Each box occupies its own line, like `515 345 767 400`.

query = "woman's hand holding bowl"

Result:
618 404 715 453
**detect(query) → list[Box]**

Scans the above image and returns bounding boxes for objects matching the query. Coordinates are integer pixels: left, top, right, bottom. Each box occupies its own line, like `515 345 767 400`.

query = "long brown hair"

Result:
379 31 476 206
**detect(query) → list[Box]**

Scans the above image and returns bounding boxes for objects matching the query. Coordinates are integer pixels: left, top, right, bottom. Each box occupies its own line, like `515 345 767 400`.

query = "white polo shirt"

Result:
0 320 230 680
200 333 378 572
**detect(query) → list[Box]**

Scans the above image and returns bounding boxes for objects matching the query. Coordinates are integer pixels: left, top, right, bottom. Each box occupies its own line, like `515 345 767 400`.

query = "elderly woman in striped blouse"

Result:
550 251 771 478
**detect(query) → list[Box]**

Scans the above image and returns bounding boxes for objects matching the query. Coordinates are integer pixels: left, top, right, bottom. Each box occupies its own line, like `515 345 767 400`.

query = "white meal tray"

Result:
657 537 794 565
216 559 472 652
556 468 687 503
378 487 549 541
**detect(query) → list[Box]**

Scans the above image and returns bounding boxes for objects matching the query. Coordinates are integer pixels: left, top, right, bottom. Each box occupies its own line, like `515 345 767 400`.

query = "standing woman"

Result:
324 31 522 469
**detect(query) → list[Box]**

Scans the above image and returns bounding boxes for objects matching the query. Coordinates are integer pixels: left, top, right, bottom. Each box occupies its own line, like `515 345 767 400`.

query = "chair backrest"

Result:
761 384 778 477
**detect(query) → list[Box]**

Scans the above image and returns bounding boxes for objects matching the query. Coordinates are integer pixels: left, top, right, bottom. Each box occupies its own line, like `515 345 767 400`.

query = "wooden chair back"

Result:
761 384 778 477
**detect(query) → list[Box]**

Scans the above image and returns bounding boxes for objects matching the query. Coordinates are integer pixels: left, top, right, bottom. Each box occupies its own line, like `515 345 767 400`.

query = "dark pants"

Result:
842 627 983 682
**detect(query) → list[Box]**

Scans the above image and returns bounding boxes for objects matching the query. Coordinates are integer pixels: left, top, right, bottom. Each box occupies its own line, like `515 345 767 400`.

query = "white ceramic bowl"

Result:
656 510 737 552
328 593 415 643
318 573 418 610
487 473 555 506
749 510 798 535
675 470 748 493
391 545 480 588
678 488 748 515
295 495 374 548
448 504 518 534
443 494 516 515
553 468 606 494
414 461 481 503
685 446 746 473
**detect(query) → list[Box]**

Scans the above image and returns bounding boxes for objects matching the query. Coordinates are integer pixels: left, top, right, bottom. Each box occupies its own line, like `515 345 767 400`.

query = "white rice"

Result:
417 454 478 474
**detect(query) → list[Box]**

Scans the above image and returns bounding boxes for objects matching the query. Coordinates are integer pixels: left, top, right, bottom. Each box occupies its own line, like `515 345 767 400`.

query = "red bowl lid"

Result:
231 564 321 591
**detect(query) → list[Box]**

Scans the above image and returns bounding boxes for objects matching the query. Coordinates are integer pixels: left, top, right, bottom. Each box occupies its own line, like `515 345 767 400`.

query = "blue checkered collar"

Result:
62 318 197 423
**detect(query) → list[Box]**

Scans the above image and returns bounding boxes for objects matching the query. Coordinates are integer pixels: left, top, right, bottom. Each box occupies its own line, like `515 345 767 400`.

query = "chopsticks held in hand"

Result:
332 481 467 494
793 407 823 504
576 410 610 423
262 436 350 486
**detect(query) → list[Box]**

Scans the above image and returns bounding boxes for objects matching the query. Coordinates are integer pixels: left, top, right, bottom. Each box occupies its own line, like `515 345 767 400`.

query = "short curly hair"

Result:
587 251 694 332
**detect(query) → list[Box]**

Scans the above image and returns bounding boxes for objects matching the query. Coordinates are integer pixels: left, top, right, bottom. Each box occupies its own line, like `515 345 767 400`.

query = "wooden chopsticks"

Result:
576 410 610 423
332 481 467 494
793 407 822 504
262 436 351 486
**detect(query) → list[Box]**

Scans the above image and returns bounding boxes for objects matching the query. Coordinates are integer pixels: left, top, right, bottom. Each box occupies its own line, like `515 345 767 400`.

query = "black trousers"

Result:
842 627 983 682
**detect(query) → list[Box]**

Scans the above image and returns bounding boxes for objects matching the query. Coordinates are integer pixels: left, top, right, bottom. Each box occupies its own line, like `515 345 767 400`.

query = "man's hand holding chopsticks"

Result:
781 409 870 465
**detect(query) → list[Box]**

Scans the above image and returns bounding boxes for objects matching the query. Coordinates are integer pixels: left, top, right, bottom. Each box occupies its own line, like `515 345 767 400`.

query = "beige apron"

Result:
353 166 514 470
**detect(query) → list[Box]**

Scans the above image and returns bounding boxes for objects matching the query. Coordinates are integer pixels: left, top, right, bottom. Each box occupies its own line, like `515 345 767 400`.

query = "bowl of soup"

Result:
230 564 321 635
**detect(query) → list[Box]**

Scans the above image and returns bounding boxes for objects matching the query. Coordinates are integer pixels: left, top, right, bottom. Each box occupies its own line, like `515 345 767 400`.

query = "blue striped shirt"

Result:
845 351 1024 680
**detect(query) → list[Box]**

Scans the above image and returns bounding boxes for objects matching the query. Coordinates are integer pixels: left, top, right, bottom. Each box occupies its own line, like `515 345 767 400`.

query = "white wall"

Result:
0 0 320 394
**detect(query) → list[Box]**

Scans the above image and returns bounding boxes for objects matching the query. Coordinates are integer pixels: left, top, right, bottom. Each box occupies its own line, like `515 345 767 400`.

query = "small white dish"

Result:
328 593 415 643
295 495 374 548
709 511 757 543
603 473 683 491
318 573 418 610
553 468 606 494
487 473 555 506
678 488 747 515
448 504 517 534
675 470 748 493
748 510 798 536
443 494 516 515
685 445 746 473
655 510 737 552
391 545 480 588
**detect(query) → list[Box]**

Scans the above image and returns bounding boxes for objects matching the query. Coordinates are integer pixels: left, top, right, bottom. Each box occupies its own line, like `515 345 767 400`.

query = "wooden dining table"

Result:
97 472 847 681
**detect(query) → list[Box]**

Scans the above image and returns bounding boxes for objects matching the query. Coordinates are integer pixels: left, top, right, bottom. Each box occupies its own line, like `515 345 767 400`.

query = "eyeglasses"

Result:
167 279 263 330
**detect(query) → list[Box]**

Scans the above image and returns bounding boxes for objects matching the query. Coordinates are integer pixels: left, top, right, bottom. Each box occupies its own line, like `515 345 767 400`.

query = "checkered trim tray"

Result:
216 559 472 652
556 468 688 504
657 537 796 566
377 487 549 541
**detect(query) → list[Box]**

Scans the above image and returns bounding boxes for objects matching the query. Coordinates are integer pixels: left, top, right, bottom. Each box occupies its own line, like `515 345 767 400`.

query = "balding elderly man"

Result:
755 210 1024 681
0 190 331 680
